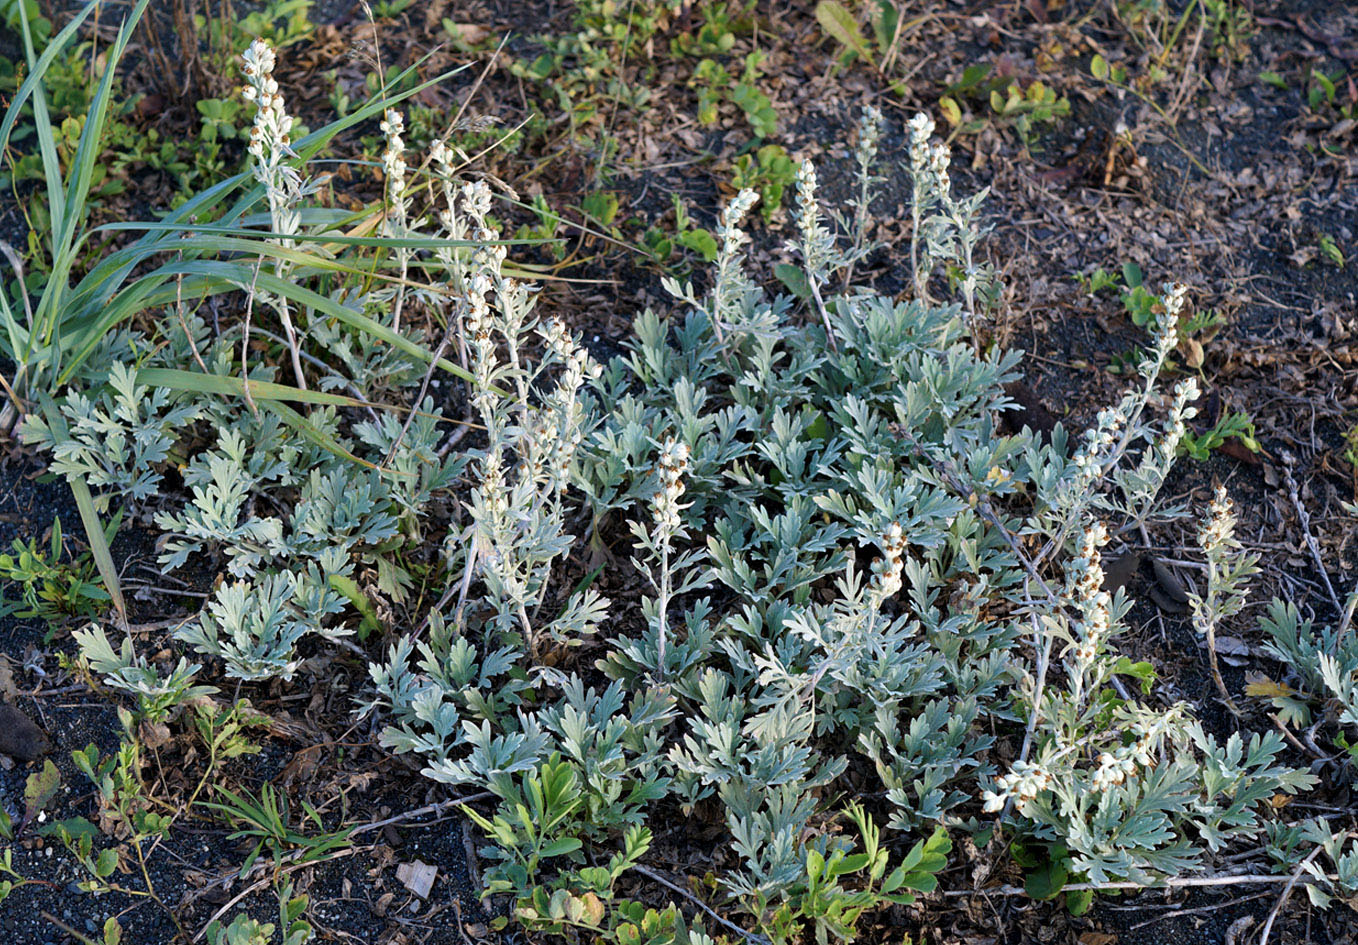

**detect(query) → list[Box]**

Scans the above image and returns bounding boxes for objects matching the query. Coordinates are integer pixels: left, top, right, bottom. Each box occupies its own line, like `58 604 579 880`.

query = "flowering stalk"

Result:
380 110 412 332
650 437 690 679
1063 521 1114 709
1032 283 1191 569
241 39 308 390
790 160 838 351
941 179 987 329
1189 485 1259 716
906 113 945 303
709 189 759 348
429 140 472 367
1104 283 1189 468
1119 376 1200 532
843 104 883 287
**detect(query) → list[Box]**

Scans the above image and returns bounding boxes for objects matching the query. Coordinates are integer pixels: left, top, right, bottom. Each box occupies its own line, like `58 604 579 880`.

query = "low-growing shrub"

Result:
8 10 1335 942
364 108 1316 936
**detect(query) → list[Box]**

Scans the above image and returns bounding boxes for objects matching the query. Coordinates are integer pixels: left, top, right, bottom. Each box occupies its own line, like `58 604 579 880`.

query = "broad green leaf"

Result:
774 263 812 300
539 837 583 858
815 1 875 67
24 759 61 820
95 847 119 878
1065 887 1094 916
1024 857 1068 900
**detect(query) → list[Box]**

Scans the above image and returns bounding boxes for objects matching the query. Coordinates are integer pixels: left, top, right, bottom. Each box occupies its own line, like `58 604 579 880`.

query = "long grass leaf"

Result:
249 270 480 386
57 0 151 255
36 395 126 624
264 400 379 471
0 3 96 152
135 368 360 406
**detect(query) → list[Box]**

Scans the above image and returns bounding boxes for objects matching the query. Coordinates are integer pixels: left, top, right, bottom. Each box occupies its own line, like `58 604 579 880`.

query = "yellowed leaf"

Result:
1244 676 1294 700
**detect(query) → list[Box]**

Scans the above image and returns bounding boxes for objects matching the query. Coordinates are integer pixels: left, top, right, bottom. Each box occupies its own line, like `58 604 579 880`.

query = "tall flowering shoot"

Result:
845 104 884 283
788 160 840 349
906 113 946 301
1029 282 1193 560
380 109 413 331
989 515 1313 884
1188 485 1260 713
241 38 308 389
628 436 709 681
663 188 774 349
450 182 603 656
904 112 993 320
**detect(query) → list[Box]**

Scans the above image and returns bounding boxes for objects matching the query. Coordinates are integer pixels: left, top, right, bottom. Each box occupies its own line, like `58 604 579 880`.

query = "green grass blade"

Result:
0 2 96 153
135 368 360 407
249 270 478 386
265 400 379 471
56 0 151 255
68 476 126 626
2 1 102 231
36 395 126 624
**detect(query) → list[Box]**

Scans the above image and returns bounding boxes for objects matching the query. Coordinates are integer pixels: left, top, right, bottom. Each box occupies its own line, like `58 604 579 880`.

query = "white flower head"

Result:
857 104 884 168
652 437 691 534
871 521 907 600
1198 484 1238 551
908 112 935 169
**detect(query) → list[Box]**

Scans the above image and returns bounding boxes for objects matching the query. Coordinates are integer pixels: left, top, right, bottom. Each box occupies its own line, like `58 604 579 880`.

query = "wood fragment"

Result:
397 860 438 899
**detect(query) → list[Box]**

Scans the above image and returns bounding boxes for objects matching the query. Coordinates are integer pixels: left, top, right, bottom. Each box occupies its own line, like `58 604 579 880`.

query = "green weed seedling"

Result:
814 0 914 97
937 63 1068 144
731 144 796 222
44 737 187 938
0 516 111 631
206 881 314 945
1300 69 1355 158
203 782 354 877
1343 425 1358 486
1179 409 1260 462
368 0 415 19
690 51 779 141
1082 261 1158 328
0 845 30 905
644 194 718 265
765 810 950 945
1318 233 1346 269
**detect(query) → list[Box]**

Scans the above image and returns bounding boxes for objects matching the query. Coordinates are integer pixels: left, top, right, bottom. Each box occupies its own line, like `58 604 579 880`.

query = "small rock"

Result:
0 704 51 761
